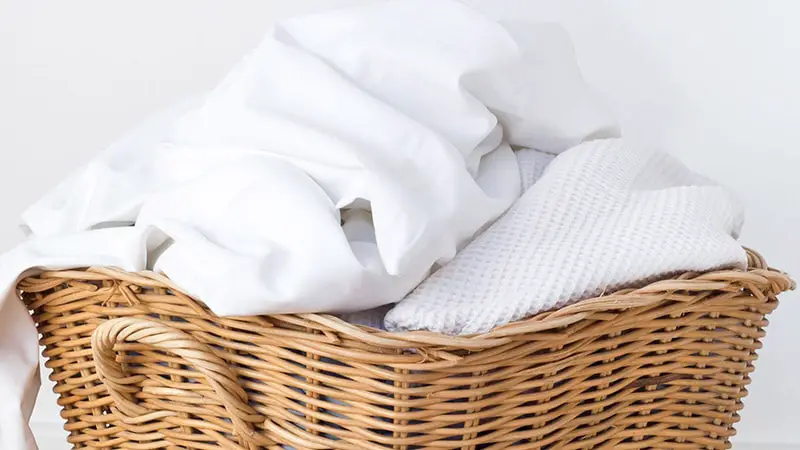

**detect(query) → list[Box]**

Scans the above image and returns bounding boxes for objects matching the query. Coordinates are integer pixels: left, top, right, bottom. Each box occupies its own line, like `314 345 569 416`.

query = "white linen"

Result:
338 148 555 330
0 1 618 447
385 139 747 335
20 1 617 316
336 147 558 330
516 148 557 190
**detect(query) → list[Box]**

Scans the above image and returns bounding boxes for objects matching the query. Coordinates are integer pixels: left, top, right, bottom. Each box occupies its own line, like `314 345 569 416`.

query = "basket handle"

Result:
91 317 272 447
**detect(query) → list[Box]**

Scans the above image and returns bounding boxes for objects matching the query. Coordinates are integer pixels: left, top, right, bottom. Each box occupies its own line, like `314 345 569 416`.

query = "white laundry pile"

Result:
384 139 746 335
338 147 557 330
0 1 620 448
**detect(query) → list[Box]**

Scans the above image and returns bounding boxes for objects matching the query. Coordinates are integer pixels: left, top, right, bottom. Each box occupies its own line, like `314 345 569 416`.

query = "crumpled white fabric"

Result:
0 1 618 448
385 139 747 335
337 147 558 330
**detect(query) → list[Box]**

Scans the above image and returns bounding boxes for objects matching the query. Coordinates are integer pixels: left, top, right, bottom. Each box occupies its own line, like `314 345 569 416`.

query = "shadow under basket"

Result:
20 248 794 450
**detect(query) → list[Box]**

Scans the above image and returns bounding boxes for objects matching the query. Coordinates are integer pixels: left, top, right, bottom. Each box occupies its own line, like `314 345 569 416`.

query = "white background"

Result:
1 0 798 448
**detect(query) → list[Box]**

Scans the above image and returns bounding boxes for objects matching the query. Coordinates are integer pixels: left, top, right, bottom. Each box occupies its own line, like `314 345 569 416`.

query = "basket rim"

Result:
20 247 794 350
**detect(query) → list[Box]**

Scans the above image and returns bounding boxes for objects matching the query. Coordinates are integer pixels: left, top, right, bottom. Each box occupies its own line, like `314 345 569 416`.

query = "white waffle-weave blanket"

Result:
385 139 746 335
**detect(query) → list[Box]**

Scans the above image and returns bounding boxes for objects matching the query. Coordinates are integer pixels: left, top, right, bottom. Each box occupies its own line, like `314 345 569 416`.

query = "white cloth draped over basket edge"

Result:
0 1 619 448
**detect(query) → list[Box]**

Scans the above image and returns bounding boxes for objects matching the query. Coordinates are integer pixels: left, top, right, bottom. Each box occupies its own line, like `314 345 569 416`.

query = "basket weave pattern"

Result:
20 249 793 449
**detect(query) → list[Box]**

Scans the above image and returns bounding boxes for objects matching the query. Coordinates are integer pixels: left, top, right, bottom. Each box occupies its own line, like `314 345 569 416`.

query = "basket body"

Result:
21 249 792 450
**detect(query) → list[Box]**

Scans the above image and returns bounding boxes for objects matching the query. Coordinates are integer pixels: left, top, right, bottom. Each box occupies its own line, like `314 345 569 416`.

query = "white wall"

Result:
2 0 798 448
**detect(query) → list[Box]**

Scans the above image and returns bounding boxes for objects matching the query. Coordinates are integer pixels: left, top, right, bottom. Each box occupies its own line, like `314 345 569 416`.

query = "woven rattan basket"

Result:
20 248 793 450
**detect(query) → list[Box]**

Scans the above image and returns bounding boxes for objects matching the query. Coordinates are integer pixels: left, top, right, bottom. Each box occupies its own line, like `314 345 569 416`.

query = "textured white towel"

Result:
385 139 746 335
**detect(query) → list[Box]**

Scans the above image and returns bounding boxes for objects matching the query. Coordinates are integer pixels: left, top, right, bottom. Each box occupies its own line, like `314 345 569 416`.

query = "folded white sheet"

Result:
0 1 619 448
385 139 746 335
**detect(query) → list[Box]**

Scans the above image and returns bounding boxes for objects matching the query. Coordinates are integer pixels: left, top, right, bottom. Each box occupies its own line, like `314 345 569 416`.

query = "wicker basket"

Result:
20 248 792 450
